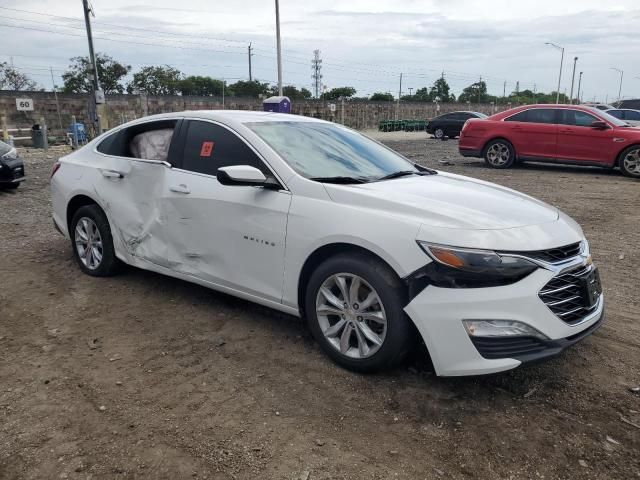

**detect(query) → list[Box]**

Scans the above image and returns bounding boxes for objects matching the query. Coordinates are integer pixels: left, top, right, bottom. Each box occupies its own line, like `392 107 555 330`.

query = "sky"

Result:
1 0 639 101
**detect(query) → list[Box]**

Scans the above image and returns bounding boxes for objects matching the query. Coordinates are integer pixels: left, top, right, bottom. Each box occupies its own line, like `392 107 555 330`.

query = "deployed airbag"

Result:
130 129 174 161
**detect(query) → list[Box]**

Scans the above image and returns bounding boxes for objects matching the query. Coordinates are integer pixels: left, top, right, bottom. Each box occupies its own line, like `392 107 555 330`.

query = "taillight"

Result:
50 162 61 179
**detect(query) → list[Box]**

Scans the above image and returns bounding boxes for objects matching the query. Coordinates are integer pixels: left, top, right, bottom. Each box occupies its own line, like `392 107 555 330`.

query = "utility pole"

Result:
274 0 283 96
248 43 253 81
50 67 63 132
569 56 578 104
533 83 537 103
478 76 482 103
408 87 413 97
503 80 506 102
610 67 623 104
577 72 583 104
545 42 564 104
396 73 402 121
515 80 520 104
311 50 323 98
82 0 102 132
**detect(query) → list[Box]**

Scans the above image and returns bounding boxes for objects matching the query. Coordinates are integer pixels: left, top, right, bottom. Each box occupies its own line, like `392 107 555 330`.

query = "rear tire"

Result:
305 253 414 373
618 145 640 178
483 139 515 169
70 204 121 277
1 183 19 190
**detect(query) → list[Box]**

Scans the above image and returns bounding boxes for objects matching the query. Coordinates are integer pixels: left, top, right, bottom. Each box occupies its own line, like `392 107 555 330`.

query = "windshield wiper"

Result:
376 169 436 181
309 176 369 184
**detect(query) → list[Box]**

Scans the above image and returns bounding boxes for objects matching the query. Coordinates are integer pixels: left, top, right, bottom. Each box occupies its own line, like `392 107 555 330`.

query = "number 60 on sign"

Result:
16 98 34 111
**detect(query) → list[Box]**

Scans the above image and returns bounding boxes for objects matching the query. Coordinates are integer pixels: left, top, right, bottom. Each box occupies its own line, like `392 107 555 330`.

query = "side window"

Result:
607 110 623 119
456 113 473 120
181 120 269 177
526 109 556 124
96 119 178 162
504 111 528 122
560 110 598 127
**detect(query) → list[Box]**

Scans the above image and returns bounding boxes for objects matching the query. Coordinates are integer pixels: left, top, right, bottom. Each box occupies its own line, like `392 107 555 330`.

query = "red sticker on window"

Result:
200 141 214 157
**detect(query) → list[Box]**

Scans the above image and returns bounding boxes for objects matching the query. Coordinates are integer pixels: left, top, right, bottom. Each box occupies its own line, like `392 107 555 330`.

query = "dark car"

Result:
0 140 25 189
426 111 487 139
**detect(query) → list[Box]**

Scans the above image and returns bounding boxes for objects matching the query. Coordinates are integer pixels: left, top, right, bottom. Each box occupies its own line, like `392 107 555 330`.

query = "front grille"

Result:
539 264 599 325
506 242 582 264
471 336 547 359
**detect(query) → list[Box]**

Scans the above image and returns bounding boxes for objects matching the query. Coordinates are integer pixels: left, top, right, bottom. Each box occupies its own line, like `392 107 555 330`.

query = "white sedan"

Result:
51 111 604 376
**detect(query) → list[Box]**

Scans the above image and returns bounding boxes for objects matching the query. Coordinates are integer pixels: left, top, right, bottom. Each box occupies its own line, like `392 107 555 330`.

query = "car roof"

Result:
490 104 603 120
124 110 327 125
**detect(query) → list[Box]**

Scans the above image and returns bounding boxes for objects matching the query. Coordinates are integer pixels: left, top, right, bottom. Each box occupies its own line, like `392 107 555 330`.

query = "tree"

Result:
62 54 130 94
127 65 182 95
457 80 490 103
322 86 356 100
179 75 224 96
227 80 271 97
0 63 37 91
429 77 455 102
276 85 312 99
370 92 394 101
407 86 432 102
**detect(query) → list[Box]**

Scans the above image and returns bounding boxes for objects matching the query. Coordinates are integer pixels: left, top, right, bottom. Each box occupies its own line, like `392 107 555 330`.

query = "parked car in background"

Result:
605 108 640 126
582 103 616 111
0 140 25 189
51 111 602 376
459 104 640 178
427 111 487 139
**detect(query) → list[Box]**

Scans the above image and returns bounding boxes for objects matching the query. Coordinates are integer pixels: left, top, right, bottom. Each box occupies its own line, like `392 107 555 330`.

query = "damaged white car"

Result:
51 111 604 376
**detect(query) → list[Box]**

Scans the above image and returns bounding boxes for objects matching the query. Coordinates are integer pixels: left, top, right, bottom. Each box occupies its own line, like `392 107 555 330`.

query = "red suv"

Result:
459 104 640 178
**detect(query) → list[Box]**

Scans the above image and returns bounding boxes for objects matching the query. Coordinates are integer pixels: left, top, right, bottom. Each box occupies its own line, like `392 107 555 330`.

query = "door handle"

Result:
100 169 125 179
169 184 191 194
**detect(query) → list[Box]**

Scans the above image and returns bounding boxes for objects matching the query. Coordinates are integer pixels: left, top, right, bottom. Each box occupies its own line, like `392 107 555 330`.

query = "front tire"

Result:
70 205 121 277
434 127 445 140
305 253 413 373
483 139 515 168
619 145 640 178
1 183 19 190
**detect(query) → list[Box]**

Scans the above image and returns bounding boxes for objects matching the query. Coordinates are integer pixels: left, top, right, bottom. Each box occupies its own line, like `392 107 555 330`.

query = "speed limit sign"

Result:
16 98 34 111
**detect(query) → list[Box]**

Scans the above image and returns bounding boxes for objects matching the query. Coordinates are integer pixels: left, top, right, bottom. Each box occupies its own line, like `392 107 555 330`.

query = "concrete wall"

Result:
0 90 507 138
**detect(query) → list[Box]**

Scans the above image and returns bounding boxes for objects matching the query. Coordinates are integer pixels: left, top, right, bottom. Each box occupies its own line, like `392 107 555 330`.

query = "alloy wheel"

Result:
434 128 444 139
486 142 511 166
75 217 104 270
623 148 640 176
315 273 387 359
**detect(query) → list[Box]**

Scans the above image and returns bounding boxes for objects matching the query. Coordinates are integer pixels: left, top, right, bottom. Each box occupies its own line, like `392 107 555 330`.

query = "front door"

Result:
164 119 292 303
557 109 614 164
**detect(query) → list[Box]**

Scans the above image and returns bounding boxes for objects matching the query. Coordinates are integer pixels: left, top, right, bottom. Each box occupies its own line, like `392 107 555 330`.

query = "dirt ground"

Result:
1 135 639 480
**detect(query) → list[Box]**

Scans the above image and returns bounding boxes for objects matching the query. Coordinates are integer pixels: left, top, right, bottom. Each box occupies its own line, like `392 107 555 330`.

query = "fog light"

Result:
462 320 548 340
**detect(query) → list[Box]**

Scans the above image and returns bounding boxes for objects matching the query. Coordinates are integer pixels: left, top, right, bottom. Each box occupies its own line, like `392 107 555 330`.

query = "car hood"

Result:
323 172 559 230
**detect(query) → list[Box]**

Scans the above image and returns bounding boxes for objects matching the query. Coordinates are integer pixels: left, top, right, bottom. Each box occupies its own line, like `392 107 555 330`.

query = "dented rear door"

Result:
93 155 171 267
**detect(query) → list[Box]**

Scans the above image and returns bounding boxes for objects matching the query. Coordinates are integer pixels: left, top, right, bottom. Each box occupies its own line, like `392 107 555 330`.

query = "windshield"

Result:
473 112 488 118
0 140 12 156
586 107 630 127
246 121 418 180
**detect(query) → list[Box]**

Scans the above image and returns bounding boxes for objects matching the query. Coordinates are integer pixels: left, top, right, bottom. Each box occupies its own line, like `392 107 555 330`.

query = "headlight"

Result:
462 320 548 340
1 147 18 160
412 242 538 289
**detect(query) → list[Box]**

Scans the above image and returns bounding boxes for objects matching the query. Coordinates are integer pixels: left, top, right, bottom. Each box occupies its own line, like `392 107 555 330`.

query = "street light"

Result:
577 71 583 105
569 56 578 104
611 67 623 104
545 42 564 104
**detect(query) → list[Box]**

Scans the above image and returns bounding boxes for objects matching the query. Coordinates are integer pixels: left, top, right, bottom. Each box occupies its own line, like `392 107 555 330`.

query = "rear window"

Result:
505 109 556 124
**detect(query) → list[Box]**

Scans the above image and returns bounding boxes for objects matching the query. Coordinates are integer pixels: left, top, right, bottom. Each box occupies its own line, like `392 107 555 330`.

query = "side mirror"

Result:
217 165 267 186
590 120 609 130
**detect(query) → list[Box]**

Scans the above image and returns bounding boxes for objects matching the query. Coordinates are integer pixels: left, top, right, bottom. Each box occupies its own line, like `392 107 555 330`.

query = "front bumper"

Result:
0 157 25 184
404 263 605 376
